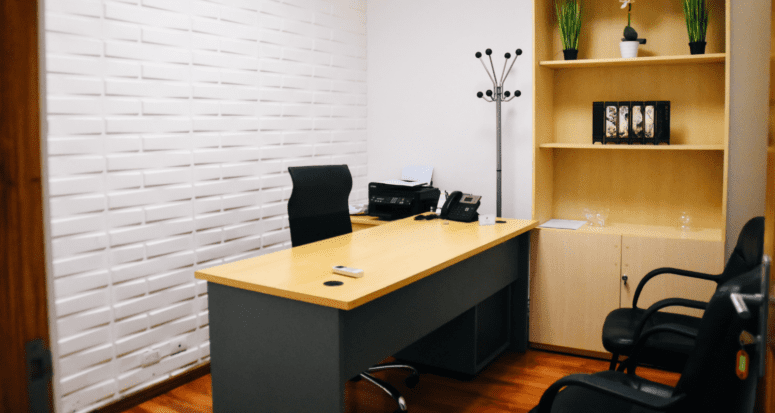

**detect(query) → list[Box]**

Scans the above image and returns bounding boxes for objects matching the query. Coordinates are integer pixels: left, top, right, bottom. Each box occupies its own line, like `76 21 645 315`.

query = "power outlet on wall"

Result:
141 349 161 367
65 397 88 413
170 336 188 356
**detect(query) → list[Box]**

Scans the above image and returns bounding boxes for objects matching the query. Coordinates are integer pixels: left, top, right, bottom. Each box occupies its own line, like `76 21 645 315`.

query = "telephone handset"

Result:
440 191 481 222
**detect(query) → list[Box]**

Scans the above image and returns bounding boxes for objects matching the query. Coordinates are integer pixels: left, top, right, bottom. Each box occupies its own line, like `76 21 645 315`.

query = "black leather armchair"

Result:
287 165 419 412
602 216 764 371
531 257 770 413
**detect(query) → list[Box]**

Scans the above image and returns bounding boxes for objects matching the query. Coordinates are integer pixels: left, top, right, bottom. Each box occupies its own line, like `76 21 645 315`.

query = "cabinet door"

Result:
529 229 622 353
621 236 723 317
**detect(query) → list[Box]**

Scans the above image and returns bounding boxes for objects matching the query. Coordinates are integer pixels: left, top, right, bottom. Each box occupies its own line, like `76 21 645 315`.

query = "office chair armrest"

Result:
623 323 698 375
535 373 685 413
632 297 707 340
633 267 719 308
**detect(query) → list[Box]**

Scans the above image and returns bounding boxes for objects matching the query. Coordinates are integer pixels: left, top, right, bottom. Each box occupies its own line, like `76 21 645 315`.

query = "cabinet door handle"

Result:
622 275 628 286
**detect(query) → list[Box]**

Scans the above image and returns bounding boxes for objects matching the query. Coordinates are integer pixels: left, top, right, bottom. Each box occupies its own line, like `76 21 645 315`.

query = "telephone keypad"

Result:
447 205 476 222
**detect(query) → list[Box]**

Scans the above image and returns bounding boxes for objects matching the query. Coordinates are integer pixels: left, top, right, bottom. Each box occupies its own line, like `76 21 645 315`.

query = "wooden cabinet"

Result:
529 228 724 354
529 229 621 353
620 236 723 318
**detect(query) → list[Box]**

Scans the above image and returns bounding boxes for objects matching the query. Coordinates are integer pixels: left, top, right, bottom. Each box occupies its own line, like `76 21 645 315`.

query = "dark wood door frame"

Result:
763 148 775 413
1 0 53 412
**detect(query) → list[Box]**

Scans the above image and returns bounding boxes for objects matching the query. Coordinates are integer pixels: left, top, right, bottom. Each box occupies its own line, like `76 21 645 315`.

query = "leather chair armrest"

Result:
622 323 698 375
632 297 707 340
633 267 720 308
535 373 684 413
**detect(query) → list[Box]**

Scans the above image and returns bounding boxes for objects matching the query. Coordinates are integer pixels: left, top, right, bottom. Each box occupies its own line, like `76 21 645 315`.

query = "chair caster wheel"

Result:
397 396 407 411
405 375 419 389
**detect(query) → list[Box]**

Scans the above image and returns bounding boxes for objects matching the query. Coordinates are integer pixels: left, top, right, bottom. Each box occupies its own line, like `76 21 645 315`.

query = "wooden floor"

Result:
125 350 679 413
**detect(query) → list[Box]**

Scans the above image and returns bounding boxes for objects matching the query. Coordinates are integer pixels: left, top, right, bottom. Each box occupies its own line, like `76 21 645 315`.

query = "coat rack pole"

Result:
475 48 521 219
496 86 502 218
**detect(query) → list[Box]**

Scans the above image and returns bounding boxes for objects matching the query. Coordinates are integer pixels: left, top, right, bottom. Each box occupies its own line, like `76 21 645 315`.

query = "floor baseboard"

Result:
96 363 210 413
528 342 614 361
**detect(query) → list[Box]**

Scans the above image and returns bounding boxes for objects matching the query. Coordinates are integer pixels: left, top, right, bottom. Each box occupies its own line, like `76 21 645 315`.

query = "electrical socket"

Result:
141 349 160 367
157 342 171 357
170 336 188 356
65 396 87 412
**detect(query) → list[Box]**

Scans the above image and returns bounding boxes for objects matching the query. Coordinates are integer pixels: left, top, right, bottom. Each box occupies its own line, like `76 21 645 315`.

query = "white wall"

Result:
367 0 533 219
44 0 366 411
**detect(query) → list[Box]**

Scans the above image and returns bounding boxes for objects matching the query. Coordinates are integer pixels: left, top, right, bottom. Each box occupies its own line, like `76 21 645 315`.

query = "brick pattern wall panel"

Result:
45 0 367 411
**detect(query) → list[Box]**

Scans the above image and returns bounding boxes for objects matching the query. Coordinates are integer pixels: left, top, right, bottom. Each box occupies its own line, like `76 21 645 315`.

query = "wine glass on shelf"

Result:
595 208 610 227
679 211 692 233
583 208 595 227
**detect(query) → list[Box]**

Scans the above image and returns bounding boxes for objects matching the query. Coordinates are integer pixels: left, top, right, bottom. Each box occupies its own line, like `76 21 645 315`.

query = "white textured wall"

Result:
367 0 533 219
44 0 366 411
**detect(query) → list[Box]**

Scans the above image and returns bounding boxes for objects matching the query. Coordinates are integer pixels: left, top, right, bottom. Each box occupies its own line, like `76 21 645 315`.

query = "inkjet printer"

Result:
368 182 441 221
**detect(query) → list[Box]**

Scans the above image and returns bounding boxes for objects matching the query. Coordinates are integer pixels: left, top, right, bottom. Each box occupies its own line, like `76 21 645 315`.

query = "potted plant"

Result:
619 0 646 58
556 0 582 60
682 0 709 54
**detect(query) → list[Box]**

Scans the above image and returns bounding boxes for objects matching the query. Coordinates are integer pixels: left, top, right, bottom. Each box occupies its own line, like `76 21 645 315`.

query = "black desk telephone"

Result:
440 191 481 222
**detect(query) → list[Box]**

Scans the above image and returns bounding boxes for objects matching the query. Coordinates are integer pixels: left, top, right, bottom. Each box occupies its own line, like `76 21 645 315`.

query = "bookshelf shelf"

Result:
539 53 726 69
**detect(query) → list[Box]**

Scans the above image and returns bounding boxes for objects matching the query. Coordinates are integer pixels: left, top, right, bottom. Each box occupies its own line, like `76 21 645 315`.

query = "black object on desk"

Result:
368 183 440 221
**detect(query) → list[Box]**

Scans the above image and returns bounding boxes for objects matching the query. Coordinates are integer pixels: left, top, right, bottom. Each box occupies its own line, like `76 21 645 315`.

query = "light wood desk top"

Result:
196 216 538 310
350 215 388 227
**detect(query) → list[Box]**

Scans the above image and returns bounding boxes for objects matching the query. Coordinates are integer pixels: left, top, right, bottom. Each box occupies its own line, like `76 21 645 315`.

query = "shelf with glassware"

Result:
535 222 723 242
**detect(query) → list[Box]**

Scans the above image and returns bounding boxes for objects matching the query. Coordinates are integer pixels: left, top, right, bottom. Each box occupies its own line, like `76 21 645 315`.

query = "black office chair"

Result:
287 165 420 413
530 256 770 413
602 216 765 371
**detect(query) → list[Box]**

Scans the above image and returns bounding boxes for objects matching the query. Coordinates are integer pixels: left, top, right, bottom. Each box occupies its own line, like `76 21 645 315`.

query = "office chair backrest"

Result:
287 165 353 247
718 216 765 284
671 263 767 413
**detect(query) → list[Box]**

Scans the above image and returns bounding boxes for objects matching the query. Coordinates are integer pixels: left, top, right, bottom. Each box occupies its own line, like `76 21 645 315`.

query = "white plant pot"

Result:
619 41 639 58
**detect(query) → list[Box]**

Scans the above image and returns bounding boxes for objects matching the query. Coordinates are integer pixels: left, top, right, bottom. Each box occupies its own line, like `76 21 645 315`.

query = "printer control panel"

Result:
370 195 412 206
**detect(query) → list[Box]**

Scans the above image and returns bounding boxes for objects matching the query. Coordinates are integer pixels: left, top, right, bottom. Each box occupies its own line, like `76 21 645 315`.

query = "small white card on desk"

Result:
479 214 496 226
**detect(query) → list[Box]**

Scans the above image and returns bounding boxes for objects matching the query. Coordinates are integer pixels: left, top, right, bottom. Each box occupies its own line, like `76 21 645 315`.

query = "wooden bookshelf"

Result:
529 0 730 354
533 0 728 230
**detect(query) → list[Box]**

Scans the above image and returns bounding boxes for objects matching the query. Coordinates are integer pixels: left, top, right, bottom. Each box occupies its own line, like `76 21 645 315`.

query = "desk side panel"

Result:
510 233 531 352
340 237 521 377
208 283 344 413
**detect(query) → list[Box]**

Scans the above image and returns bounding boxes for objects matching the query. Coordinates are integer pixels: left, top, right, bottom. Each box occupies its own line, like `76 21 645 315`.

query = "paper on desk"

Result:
377 165 433 187
538 219 587 230
349 204 367 215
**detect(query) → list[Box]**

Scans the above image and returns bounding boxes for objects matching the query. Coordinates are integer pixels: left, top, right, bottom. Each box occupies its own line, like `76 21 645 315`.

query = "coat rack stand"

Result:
475 48 522 218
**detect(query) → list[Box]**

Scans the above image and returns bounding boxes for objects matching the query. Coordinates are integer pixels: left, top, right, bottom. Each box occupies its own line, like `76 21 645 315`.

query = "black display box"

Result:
593 101 670 145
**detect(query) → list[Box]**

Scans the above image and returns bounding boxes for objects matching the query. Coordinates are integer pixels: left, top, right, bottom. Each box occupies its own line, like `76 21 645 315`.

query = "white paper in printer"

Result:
377 165 433 187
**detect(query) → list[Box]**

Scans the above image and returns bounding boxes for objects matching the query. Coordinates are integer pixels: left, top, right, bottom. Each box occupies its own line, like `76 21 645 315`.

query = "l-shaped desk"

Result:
196 215 538 412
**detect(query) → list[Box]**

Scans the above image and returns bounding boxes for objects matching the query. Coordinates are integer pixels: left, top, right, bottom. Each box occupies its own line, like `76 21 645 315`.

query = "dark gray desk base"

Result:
207 233 529 412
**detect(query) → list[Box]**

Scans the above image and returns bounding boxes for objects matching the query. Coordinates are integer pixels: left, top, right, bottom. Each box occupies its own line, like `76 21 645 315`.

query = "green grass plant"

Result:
682 0 709 43
556 0 582 50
